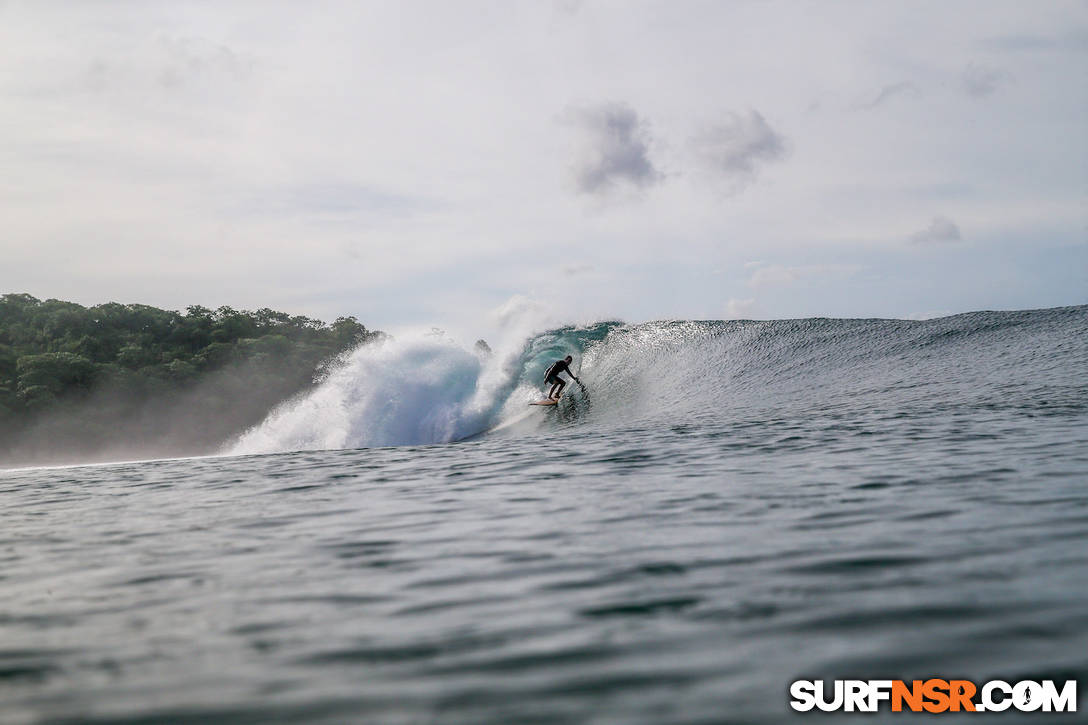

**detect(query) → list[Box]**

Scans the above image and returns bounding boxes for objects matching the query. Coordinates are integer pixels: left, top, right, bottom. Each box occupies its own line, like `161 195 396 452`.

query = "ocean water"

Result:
2 306 1087 724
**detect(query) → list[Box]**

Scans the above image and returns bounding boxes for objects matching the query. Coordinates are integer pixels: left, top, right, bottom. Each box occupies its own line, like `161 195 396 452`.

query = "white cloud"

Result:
961 64 1010 97
910 216 962 244
553 0 584 17
747 264 861 289
748 265 801 287
858 81 920 110
905 310 954 320
724 298 757 319
562 263 594 277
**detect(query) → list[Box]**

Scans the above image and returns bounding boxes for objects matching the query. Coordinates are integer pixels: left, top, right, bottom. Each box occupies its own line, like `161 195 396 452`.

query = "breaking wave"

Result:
226 305 1087 455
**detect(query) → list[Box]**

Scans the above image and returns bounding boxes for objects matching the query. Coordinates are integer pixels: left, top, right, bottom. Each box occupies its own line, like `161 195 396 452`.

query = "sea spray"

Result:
227 336 490 452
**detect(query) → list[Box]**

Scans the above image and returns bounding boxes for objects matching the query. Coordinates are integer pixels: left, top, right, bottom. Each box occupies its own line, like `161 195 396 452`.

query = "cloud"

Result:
859 81 920 110
553 0 584 16
724 298 756 319
961 64 1009 98
562 263 594 277
154 35 254 90
689 111 786 188
749 265 801 287
983 29 1088 53
225 182 428 219
905 310 954 321
81 34 255 96
910 216 962 244
563 102 661 197
747 263 860 289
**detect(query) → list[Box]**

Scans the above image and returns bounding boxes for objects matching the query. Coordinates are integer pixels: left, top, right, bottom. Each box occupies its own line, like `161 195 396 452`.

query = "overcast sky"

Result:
2 0 1085 337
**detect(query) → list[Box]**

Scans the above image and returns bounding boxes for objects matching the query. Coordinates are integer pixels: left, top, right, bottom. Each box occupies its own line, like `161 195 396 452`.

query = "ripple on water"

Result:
1 363 1086 725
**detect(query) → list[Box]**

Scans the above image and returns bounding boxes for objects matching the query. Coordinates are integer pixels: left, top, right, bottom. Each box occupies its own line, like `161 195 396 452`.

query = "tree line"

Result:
0 293 383 466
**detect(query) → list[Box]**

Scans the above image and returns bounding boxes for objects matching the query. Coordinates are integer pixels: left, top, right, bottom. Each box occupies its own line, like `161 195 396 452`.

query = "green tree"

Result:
0 292 383 465
16 352 96 396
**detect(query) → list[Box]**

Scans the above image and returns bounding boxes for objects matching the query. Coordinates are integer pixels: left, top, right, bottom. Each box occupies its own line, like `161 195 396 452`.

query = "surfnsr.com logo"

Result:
790 679 1077 713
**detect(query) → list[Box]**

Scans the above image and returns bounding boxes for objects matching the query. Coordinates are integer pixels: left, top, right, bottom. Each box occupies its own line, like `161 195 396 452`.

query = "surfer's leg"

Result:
553 380 566 400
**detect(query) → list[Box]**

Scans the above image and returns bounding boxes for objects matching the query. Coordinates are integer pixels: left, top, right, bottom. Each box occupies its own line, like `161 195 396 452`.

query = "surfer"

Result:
544 355 580 401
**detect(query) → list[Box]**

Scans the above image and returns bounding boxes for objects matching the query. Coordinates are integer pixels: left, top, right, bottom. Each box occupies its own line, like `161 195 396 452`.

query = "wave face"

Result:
228 306 1087 455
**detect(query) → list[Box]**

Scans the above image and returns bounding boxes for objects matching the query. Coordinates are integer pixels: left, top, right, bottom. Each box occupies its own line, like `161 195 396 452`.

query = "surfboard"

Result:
529 398 559 406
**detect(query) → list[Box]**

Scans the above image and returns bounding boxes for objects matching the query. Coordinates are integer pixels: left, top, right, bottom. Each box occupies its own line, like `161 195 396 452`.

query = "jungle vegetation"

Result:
0 293 382 466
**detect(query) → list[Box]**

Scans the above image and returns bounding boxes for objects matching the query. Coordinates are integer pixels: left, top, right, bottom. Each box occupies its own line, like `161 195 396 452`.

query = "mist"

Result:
0 349 352 468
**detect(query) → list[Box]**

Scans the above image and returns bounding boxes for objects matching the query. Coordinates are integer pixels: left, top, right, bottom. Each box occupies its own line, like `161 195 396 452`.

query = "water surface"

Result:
3 307 1086 723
